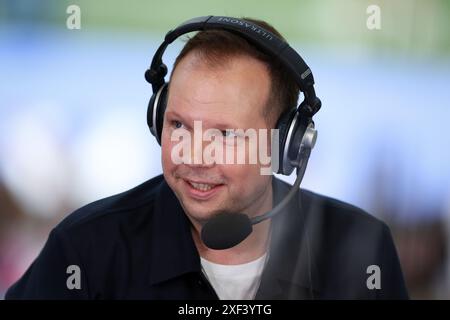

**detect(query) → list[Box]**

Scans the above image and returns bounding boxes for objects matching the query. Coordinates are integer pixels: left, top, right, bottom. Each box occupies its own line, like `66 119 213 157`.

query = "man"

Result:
6 17 408 299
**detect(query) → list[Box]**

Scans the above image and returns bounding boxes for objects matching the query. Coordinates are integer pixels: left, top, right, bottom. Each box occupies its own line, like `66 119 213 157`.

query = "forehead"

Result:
166 53 271 129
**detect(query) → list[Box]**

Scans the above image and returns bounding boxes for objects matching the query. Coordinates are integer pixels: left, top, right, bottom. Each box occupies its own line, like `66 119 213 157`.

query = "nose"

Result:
185 135 216 168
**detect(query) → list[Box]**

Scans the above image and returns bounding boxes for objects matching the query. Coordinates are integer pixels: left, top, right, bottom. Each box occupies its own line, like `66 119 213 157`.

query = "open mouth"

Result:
188 181 216 192
183 179 225 198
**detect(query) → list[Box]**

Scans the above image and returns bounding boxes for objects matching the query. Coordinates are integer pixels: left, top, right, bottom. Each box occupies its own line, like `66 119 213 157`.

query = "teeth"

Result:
189 182 214 192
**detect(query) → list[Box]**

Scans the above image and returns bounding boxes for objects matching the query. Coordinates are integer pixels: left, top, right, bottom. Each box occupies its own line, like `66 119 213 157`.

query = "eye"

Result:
172 120 183 129
221 129 236 138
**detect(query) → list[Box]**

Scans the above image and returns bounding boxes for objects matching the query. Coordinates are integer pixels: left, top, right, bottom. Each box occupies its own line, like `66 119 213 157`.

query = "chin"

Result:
180 199 224 222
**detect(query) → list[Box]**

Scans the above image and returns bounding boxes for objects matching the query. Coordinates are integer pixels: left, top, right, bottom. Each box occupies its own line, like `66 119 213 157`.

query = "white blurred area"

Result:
1 103 72 219
71 108 160 205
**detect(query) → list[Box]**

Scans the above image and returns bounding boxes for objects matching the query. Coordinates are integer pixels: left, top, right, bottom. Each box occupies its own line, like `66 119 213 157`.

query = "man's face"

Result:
161 52 274 226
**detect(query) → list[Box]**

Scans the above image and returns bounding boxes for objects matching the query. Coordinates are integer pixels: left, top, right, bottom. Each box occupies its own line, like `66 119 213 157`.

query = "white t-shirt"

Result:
200 253 268 300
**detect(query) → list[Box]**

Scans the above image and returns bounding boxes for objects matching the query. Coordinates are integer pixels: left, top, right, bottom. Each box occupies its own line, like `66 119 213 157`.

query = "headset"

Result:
144 15 321 176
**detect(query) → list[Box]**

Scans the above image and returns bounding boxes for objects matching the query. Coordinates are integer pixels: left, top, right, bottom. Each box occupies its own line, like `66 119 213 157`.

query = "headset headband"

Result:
145 15 321 116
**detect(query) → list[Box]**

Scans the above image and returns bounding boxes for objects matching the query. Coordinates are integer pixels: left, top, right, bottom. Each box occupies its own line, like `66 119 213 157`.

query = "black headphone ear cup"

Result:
147 92 157 135
155 84 168 144
275 109 297 174
147 83 168 145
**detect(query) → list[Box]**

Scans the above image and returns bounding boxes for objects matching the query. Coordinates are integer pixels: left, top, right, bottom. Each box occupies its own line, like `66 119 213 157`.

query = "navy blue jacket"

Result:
6 175 408 299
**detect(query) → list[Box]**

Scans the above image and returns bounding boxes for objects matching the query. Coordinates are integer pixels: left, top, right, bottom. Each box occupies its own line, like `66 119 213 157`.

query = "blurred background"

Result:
1 0 449 299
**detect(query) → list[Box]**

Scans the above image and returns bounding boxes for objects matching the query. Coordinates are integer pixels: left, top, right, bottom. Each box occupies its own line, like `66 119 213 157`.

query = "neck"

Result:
191 185 273 265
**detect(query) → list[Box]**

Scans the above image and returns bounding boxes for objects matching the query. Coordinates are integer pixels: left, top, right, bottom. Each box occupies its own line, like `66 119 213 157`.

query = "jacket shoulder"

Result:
55 174 165 232
299 189 408 298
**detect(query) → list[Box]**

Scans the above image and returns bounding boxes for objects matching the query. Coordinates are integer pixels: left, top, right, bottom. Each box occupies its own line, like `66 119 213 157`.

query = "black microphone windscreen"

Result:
201 212 253 250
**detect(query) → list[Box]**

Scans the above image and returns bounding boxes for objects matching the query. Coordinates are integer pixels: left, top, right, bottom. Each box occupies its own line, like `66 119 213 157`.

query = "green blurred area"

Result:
1 0 450 56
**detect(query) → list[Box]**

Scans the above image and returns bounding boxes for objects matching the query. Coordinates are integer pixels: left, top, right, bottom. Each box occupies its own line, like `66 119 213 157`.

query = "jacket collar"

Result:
256 177 321 299
147 176 321 298
147 180 200 285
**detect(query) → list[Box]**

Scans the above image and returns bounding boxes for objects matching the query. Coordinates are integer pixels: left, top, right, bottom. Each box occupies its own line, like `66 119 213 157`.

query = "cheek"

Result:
222 163 267 192
161 133 175 172
161 147 171 169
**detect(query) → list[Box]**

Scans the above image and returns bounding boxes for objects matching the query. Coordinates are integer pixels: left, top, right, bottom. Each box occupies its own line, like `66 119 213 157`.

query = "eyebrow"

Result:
165 110 245 130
